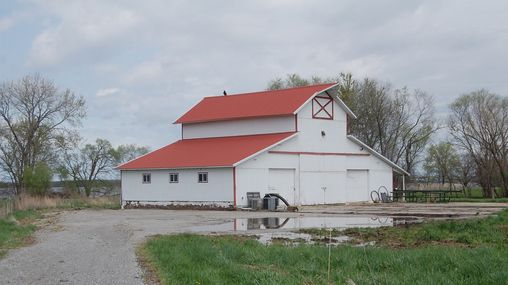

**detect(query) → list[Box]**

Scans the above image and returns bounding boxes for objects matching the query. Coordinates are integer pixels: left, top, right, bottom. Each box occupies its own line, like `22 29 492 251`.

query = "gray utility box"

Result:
250 198 261 210
246 192 261 209
263 196 279 211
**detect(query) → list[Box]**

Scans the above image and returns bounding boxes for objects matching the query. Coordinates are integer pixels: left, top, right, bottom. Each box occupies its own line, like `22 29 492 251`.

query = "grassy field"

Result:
448 188 508 202
141 210 508 285
0 210 41 258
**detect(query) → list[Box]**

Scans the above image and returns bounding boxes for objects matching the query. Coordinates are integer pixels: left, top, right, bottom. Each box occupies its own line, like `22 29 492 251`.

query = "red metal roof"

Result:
118 132 297 170
175 83 336 124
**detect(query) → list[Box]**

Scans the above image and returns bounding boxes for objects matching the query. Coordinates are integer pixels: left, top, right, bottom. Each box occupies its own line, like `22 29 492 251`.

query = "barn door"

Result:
268 168 296 205
346 170 369 202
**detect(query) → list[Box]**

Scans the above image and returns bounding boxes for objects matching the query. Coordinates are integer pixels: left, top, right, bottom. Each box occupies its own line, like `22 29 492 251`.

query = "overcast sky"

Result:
0 0 507 149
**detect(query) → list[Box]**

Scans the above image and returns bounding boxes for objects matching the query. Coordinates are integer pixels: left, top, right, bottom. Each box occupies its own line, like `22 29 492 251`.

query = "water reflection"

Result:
190 215 421 233
235 215 401 231
247 217 290 230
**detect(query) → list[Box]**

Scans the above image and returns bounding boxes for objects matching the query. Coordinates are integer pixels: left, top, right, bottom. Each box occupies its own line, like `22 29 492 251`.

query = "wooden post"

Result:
402 175 406 202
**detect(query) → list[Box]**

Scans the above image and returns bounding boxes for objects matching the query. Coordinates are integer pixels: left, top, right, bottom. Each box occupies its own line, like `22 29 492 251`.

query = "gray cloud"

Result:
2 0 507 147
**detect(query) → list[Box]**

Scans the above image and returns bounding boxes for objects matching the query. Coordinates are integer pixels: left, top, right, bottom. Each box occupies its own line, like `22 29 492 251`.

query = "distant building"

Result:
118 83 408 208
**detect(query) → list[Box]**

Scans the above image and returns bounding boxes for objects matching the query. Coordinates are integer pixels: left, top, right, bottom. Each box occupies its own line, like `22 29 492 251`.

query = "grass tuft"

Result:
0 210 41 258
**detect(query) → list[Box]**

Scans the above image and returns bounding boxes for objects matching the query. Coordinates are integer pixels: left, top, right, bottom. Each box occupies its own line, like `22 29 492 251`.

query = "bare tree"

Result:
60 138 116 197
457 153 476 196
0 74 86 194
449 90 508 197
348 81 438 176
59 139 150 196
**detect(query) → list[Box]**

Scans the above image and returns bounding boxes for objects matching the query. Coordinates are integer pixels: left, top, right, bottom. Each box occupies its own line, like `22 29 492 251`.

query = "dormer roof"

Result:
174 83 355 124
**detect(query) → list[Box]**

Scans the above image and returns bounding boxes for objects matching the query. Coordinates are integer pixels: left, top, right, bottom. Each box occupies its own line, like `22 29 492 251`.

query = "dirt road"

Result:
1 203 506 285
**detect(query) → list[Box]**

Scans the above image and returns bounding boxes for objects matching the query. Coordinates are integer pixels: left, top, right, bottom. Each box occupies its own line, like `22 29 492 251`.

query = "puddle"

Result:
190 215 422 233
235 216 396 231
188 215 424 247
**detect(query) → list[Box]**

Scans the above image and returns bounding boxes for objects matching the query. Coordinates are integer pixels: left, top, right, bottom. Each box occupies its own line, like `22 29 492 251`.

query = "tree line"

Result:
268 74 508 198
1 73 505 198
0 74 148 196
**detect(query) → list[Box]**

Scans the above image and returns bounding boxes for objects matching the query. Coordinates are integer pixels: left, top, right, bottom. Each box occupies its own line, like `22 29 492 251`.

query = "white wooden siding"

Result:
121 168 233 206
346 170 370 201
182 116 295 139
235 92 394 206
268 168 296 204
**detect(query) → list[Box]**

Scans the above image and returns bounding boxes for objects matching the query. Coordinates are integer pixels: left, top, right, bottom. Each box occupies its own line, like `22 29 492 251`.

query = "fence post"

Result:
0 197 15 218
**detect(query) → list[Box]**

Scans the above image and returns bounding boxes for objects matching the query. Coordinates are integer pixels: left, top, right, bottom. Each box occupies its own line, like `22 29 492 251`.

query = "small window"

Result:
142 173 151 184
198 172 208 183
169 173 179 183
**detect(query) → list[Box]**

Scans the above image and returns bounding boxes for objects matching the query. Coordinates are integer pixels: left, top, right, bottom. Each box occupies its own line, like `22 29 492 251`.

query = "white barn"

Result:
119 83 408 208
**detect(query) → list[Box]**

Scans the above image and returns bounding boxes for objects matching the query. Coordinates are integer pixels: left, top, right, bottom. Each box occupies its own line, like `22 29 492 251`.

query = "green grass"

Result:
448 187 508 202
141 210 508 284
450 197 508 203
142 234 508 285
0 210 41 258
301 209 508 248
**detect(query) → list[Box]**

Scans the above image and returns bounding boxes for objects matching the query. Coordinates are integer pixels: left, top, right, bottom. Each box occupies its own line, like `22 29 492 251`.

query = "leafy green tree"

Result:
337 72 357 107
267 74 332 90
23 162 52 196
424 142 461 188
113 144 150 165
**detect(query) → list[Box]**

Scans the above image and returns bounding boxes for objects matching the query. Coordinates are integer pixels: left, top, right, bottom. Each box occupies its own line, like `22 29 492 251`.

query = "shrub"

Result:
23 162 52 196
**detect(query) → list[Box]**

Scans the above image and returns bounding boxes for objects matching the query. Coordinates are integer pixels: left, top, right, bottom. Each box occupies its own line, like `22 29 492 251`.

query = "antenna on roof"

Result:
223 90 227 96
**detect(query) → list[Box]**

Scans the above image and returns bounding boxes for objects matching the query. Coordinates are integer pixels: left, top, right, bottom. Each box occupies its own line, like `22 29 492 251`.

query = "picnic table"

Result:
392 189 462 203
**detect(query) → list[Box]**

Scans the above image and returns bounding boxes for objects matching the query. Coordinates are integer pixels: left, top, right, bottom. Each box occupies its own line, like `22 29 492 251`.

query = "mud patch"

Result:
255 232 350 246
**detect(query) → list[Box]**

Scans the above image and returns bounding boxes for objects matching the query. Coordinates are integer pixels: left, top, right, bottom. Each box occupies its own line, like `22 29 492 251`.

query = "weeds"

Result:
1 194 120 215
0 210 41 258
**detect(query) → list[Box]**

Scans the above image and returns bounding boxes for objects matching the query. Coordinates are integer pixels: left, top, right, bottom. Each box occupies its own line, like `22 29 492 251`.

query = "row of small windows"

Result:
142 172 208 184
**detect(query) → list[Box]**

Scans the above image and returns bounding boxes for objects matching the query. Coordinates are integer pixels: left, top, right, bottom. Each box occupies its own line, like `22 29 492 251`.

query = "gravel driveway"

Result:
0 209 307 285
1 203 506 285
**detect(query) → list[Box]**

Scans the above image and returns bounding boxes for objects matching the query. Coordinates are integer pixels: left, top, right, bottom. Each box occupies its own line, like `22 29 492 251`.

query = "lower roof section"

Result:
347 135 410 176
118 132 297 170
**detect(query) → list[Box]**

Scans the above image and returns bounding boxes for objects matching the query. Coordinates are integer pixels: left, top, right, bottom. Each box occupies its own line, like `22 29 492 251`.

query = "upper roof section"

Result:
117 132 297 170
175 83 353 124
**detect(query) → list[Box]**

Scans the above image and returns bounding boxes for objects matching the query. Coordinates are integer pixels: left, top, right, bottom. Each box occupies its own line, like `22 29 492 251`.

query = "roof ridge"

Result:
202 83 337 99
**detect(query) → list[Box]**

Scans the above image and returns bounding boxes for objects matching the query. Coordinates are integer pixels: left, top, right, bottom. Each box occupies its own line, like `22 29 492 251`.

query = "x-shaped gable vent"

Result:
312 95 334 120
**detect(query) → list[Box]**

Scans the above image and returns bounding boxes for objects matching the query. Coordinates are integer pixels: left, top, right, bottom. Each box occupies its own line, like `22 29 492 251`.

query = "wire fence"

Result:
0 197 15 218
